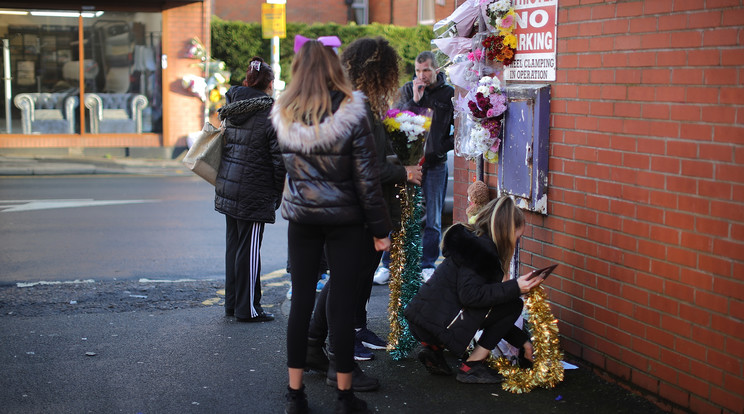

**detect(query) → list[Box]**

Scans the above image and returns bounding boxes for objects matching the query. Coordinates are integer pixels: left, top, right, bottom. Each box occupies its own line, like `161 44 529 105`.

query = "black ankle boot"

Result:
335 388 370 414
285 385 308 414
326 352 379 392
305 337 329 373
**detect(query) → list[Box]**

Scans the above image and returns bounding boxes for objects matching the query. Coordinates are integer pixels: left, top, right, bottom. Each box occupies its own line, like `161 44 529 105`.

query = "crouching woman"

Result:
404 195 546 383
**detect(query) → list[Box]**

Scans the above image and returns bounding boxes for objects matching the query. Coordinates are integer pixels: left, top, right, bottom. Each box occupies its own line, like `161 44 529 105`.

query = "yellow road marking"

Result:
202 269 288 307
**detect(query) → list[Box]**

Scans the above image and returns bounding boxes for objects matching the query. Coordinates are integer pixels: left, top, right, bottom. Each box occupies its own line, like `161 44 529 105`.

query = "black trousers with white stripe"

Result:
225 216 265 319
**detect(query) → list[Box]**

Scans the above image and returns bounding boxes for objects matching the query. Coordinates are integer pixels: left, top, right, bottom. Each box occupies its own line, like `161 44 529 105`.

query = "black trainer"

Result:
335 389 371 414
455 360 504 384
285 385 309 414
305 337 329 373
326 355 380 392
418 347 453 376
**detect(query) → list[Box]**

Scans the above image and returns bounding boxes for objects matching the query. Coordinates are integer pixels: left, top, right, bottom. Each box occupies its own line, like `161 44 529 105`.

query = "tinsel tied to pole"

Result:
387 182 423 360
489 285 564 393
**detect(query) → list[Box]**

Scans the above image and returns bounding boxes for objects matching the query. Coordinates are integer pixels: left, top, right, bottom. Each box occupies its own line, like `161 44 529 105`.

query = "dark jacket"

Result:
270 90 392 239
396 71 455 167
366 102 406 231
404 223 527 356
214 86 285 223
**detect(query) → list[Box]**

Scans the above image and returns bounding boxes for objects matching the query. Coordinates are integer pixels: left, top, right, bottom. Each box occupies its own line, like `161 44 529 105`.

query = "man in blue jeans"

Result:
375 51 454 284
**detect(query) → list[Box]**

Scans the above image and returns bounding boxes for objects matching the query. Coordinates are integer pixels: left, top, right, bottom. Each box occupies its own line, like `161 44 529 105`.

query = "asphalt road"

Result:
0 175 289 284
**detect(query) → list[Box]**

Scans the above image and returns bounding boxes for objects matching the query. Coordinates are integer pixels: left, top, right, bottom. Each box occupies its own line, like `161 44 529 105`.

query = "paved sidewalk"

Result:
0 154 188 176
0 277 668 414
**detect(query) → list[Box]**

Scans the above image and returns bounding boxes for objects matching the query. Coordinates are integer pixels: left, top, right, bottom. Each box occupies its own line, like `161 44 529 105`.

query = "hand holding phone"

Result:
527 264 558 281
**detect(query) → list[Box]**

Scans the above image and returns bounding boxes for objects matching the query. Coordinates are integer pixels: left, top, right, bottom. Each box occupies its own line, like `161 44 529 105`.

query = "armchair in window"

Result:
13 92 79 134
84 93 148 134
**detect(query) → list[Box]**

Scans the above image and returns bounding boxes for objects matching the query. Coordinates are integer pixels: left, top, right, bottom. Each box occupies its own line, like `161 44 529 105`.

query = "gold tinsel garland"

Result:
488 285 564 393
387 183 423 360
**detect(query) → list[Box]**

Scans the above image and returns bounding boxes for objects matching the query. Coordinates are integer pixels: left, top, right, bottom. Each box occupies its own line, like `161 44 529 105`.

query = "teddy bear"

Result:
466 180 490 224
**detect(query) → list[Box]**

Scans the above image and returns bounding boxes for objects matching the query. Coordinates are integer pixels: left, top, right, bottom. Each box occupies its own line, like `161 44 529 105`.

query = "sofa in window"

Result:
84 93 148 134
13 92 79 134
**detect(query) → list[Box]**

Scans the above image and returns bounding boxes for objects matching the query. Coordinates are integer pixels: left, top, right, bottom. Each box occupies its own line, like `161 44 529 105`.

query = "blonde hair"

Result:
467 195 525 276
275 41 354 128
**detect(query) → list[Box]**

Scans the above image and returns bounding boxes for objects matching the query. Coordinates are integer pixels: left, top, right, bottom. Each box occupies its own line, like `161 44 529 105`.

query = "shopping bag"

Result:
182 121 224 186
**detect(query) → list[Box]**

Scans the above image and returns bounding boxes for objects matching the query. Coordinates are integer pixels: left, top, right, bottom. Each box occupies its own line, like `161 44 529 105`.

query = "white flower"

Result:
477 85 490 96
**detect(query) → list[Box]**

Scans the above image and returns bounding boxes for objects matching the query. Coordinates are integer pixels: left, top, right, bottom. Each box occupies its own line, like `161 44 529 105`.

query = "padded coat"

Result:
271 90 392 239
404 223 527 356
214 86 286 223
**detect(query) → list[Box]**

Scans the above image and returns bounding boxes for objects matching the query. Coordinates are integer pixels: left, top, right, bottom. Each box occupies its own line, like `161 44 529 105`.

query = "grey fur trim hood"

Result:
270 90 367 152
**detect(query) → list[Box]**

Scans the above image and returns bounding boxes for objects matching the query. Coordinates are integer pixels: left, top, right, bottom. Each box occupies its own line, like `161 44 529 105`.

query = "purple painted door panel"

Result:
499 84 551 214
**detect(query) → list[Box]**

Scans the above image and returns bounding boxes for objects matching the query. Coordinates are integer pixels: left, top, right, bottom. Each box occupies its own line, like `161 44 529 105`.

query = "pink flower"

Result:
501 15 514 28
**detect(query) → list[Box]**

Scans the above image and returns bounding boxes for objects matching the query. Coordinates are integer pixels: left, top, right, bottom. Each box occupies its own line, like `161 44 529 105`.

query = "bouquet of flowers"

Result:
455 75 506 162
383 108 433 165
480 0 518 65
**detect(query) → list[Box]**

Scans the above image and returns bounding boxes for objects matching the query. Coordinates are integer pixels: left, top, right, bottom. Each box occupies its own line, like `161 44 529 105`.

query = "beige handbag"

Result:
183 121 224 186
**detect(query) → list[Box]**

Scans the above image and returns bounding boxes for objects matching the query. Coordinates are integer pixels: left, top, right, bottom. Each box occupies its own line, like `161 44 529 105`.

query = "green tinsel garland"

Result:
387 182 423 360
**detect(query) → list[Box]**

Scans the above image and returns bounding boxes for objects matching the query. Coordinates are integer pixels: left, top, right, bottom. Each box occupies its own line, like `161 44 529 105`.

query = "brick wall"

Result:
456 1 743 413
162 1 212 147
214 0 457 26
214 0 350 24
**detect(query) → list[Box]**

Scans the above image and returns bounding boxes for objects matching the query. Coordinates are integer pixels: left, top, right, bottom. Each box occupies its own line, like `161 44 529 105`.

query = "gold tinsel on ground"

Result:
488 285 564 393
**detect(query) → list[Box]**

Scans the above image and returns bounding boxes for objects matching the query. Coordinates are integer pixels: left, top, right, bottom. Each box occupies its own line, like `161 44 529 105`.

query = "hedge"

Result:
211 18 436 87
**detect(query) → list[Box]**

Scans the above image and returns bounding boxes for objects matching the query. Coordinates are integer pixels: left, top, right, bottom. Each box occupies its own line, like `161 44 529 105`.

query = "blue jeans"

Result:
421 162 448 269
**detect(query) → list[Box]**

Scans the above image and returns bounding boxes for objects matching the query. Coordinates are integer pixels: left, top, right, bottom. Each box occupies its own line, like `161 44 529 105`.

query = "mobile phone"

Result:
527 264 558 281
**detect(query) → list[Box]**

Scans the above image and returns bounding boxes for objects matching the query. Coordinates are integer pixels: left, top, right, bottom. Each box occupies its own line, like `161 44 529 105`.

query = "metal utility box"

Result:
498 83 551 214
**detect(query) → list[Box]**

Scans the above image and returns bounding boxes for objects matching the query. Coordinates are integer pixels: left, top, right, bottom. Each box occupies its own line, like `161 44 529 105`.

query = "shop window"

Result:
0 9 162 134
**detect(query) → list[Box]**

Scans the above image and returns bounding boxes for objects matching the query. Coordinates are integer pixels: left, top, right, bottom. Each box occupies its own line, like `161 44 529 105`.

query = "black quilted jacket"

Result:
404 223 528 355
214 86 286 223
270 90 392 239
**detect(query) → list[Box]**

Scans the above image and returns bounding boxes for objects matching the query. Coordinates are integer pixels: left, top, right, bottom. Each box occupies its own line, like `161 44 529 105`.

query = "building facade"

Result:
213 0 459 27
0 0 209 155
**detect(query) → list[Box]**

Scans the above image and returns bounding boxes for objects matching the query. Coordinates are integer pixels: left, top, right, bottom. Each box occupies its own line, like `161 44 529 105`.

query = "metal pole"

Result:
271 36 281 97
3 39 11 134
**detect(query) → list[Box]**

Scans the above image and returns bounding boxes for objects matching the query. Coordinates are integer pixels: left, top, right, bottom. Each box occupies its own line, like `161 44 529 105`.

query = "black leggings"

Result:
307 249 380 344
286 221 375 373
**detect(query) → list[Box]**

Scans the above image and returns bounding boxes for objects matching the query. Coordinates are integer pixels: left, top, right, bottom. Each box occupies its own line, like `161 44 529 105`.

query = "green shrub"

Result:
211 18 435 87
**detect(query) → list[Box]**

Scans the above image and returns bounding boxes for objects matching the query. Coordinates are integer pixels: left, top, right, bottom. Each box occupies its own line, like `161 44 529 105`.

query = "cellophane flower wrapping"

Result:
383 108 433 166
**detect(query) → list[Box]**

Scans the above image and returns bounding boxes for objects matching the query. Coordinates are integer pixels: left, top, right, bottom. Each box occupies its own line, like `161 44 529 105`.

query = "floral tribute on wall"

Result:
383 108 433 360
431 0 518 163
181 37 231 115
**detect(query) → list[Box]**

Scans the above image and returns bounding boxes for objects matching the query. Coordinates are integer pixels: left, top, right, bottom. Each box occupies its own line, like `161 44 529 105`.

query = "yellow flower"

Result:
209 88 221 103
383 117 401 131
423 119 432 131
504 34 517 49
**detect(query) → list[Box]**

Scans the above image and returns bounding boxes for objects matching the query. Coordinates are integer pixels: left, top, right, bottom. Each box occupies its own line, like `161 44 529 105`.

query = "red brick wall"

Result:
214 0 349 24
455 1 744 413
214 0 457 26
162 1 212 147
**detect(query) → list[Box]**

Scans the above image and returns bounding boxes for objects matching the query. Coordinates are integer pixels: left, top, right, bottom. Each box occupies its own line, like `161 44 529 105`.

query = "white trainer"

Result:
373 267 390 285
422 268 435 283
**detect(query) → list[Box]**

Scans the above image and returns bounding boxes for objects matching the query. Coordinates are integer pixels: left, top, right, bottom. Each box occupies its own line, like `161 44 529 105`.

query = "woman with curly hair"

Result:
303 37 423 390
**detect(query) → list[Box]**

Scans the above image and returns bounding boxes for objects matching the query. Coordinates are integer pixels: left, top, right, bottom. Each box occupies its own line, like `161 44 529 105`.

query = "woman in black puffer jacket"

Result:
404 196 546 384
215 57 285 323
272 40 391 414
